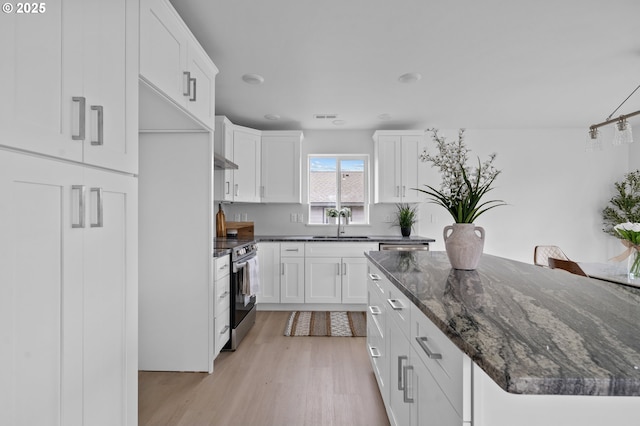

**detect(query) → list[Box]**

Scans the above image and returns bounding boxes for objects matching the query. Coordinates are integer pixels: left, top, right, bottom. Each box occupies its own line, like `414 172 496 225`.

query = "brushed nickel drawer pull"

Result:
403 365 414 403
415 336 442 360
368 345 381 358
368 306 382 315
219 325 230 334
387 298 404 310
368 273 381 281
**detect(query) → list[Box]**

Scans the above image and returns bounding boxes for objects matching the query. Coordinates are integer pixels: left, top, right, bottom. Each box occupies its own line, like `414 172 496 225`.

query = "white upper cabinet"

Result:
261 131 304 203
233 127 262 203
214 116 262 203
373 131 425 203
0 0 139 174
140 0 218 129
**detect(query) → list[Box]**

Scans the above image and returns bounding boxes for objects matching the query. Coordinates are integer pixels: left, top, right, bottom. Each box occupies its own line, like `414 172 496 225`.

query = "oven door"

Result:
231 258 257 328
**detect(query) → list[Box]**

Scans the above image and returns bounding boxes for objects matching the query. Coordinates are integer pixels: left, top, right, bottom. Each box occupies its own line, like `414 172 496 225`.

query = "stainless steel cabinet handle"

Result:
395 186 400 197
72 96 86 141
368 306 382 315
368 273 380 281
403 185 406 197
71 185 86 228
403 365 414 403
337 263 341 276
225 181 230 195
281 263 285 275
285 248 299 252
219 264 229 270
219 291 229 299
342 262 347 275
234 184 239 197
260 185 264 197
387 298 404 310
220 325 230 334
415 336 443 359
189 76 196 101
368 346 381 358
90 105 103 146
90 187 103 228
397 355 408 390
183 71 191 96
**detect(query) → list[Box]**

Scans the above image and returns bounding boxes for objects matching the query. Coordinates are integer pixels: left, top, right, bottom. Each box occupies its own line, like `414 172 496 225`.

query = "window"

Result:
308 155 369 224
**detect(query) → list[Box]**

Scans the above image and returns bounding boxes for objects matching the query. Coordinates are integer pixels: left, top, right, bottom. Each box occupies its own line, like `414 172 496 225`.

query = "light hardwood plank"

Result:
139 311 389 426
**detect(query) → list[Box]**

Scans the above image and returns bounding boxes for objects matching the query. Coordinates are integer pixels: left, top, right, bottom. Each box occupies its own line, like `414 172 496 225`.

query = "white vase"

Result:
443 223 485 270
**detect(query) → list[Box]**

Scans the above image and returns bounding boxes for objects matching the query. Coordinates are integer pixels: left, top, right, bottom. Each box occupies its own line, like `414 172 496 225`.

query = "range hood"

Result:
214 152 238 170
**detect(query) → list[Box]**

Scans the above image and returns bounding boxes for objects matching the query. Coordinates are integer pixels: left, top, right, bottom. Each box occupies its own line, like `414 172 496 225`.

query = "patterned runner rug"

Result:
284 311 366 337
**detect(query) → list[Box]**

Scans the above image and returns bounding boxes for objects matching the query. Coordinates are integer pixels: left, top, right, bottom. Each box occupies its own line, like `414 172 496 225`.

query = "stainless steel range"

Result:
216 240 258 351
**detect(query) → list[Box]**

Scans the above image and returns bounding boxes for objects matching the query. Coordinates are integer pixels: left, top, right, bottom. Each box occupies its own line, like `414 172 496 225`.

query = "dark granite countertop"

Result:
255 235 435 243
365 250 640 396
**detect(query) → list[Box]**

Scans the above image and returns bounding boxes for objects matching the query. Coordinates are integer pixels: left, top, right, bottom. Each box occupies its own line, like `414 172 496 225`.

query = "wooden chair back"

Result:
548 257 587 277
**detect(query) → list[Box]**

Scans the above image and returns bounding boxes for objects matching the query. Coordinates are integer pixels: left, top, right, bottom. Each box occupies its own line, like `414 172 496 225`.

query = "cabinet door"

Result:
388 316 412 426
81 0 138 173
0 151 84 426
305 258 342 303
281 258 305 303
82 168 137 426
258 243 281 303
185 43 216 128
411 348 463 426
376 135 401 203
232 129 261 202
342 257 368 303
0 1 84 162
261 133 302 203
139 0 189 104
400 135 423 203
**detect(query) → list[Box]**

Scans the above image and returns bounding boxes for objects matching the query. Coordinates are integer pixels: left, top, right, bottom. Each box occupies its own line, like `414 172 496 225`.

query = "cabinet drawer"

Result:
367 280 386 340
386 280 411 335
215 278 231 316
215 307 231 354
305 242 378 258
280 242 304 257
214 255 231 279
410 304 469 419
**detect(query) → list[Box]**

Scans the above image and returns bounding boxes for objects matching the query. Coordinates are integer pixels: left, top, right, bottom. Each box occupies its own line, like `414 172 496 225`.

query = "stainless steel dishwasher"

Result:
379 242 430 251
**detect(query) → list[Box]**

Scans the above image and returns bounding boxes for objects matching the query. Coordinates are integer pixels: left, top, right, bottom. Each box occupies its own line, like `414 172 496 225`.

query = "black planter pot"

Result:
401 227 411 237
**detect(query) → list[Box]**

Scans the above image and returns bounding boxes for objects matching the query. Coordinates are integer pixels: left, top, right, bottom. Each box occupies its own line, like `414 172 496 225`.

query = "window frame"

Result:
307 154 370 225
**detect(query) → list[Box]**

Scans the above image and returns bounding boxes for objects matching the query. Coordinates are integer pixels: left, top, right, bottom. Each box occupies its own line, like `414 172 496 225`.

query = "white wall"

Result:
220 127 631 264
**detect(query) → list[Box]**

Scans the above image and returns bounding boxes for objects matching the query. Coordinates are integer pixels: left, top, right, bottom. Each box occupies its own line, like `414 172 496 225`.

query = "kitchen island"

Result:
366 250 640 426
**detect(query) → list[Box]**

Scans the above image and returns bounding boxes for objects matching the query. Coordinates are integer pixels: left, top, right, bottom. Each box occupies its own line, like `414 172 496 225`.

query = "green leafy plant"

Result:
394 203 418 229
416 128 506 223
326 208 339 218
602 171 640 237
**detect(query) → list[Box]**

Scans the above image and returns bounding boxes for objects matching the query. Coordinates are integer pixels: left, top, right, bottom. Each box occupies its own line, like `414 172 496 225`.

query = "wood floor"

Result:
138 311 390 426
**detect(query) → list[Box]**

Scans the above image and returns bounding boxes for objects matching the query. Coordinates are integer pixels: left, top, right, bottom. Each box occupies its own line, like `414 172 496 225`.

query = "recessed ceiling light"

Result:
332 120 346 126
398 72 422 83
242 73 265 85
264 114 281 120
378 113 392 121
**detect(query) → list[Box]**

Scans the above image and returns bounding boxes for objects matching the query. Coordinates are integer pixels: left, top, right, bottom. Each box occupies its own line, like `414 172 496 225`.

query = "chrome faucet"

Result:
336 208 350 237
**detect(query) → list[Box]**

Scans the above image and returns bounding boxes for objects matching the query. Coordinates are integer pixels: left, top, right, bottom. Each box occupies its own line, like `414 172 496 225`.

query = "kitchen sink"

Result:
312 236 370 240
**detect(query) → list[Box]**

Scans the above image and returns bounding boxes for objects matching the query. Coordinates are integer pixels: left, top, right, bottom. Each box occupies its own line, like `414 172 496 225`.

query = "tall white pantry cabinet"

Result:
0 1 139 425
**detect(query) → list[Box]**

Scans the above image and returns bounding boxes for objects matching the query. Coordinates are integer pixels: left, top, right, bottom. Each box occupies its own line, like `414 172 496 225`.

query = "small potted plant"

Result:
394 203 418 237
326 208 339 224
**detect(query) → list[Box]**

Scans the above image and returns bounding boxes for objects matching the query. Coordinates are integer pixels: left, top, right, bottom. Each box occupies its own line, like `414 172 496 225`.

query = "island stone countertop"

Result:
365 250 640 396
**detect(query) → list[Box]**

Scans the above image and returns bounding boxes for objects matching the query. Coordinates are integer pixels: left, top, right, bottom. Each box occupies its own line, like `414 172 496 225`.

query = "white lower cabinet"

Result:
305 243 378 304
214 255 231 357
281 243 305 303
258 242 281 303
368 260 468 426
0 150 137 426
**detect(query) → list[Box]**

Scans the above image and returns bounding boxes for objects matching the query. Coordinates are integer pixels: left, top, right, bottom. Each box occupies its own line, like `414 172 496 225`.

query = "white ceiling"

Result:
169 0 640 132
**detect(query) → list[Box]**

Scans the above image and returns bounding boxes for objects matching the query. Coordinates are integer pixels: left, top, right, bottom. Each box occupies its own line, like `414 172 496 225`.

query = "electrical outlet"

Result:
234 213 241 221
290 213 296 222
297 213 304 223
242 213 248 221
